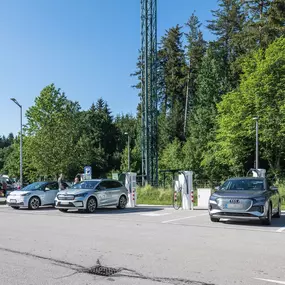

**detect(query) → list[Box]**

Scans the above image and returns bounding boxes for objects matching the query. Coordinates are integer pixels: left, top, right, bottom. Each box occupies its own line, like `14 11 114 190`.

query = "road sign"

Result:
84 166 92 180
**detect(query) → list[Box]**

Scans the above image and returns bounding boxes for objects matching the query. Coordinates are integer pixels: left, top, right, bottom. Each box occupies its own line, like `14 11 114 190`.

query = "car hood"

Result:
59 189 93 195
9 191 31 196
213 190 267 199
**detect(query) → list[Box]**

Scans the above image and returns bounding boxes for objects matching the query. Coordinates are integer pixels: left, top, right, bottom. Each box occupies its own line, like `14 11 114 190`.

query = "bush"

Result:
136 185 173 205
277 183 285 209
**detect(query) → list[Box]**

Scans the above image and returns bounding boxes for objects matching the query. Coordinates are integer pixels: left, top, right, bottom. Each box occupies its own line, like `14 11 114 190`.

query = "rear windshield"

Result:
220 179 264 191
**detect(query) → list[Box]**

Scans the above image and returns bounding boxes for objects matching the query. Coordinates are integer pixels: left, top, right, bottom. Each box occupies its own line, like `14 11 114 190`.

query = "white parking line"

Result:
276 226 285 233
162 213 208 224
255 278 285 284
140 212 170 217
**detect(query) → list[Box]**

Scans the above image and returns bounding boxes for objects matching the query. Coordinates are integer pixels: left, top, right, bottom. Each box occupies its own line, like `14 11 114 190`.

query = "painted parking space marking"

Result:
255 278 285 284
276 226 285 233
139 212 170 217
161 213 208 224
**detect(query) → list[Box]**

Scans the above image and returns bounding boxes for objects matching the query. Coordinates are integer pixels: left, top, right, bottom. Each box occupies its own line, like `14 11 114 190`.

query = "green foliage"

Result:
136 185 173 205
212 37 285 179
159 139 184 170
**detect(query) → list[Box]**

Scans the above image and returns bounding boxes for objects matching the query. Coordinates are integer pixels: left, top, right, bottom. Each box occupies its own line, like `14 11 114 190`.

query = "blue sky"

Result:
0 0 218 136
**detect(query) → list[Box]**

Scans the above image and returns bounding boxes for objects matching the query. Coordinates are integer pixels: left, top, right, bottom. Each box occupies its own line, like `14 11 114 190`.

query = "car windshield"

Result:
71 181 99 190
21 182 47 191
220 179 264 191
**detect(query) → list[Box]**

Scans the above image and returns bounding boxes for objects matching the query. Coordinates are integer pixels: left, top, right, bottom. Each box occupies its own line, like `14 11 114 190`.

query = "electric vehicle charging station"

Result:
173 171 194 210
124 172 137 208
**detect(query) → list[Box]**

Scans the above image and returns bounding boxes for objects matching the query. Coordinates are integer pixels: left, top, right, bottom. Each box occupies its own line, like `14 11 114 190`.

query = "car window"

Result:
71 180 99 190
220 179 264 191
21 182 47 191
97 181 116 190
45 182 58 190
110 181 122 188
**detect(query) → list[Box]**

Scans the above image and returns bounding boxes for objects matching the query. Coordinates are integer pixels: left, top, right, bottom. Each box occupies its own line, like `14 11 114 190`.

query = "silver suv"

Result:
54 179 128 213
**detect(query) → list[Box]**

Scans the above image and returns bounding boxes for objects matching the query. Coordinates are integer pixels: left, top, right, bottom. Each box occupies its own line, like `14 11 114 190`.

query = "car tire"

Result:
117 195 127 209
28 196 41 210
11 206 20 210
59 209 68 213
210 216 220 223
273 202 281 218
261 204 272 225
85 197 97 213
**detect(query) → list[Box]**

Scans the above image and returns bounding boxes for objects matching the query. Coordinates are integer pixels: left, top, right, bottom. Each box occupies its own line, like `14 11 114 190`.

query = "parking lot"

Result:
0 204 285 285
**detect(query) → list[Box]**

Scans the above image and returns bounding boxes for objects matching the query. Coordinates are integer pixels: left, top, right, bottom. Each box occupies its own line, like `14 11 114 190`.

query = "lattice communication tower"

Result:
141 0 158 186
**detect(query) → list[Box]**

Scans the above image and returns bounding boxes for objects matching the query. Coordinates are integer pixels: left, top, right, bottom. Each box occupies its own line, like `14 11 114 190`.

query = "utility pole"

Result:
253 117 259 169
124 132 131 172
11 98 23 188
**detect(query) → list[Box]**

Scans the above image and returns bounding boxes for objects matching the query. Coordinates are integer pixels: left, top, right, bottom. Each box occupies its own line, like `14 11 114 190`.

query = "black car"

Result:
208 177 281 225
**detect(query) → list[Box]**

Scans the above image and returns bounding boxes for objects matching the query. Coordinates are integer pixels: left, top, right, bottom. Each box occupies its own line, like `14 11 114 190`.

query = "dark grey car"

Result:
208 177 281 225
55 179 129 213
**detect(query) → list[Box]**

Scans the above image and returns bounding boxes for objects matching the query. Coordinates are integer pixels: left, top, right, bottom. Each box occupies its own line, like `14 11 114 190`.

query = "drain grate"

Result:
85 265 121 277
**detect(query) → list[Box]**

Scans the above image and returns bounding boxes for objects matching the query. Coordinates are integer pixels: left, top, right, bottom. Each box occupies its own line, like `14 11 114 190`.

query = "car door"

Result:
43 182 59 205
107 181 123 205
267 179 278 214
96 181 109 207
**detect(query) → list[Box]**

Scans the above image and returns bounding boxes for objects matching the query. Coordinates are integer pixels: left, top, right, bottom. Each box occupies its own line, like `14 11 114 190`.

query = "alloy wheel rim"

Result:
31 198 39 209
120 196 126 208
88 199 96 212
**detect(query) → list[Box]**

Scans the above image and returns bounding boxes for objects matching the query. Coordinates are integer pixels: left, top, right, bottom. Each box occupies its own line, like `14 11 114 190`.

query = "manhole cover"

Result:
85 265 121 276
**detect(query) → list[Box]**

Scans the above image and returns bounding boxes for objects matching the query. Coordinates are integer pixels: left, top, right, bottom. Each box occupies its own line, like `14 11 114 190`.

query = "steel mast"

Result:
141 0 158 186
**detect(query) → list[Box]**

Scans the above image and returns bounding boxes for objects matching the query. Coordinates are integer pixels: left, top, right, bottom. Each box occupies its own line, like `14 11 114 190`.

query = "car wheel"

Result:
210 216 220 223
59 209 68 213
28 196 40 210
273 202 281 218
117 195 127 209
262 204 272 225
85 197 97 213
11 206 20 210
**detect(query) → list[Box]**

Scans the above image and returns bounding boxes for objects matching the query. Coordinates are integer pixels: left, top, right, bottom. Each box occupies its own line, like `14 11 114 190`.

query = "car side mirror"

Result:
45 187 50 191
270 186 278 191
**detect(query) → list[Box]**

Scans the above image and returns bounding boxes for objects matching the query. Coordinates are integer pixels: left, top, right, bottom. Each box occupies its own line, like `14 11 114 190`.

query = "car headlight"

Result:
209 195 217 202
74 193 88 198
254 197 266 203
21 192 31 197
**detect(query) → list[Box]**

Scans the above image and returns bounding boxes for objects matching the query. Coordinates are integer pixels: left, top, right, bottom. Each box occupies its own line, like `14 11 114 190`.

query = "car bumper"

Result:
209 201 268 220
6 197 28 207
55 198 86 209
209 209 267 220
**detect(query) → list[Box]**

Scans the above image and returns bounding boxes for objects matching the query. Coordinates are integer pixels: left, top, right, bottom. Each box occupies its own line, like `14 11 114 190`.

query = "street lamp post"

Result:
253 117 259 169
124 132 130 172
11 98 23 188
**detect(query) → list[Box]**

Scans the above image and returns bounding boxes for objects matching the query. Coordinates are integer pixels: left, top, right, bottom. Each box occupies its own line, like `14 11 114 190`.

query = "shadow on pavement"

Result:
67 206 165 215
221 213 285 229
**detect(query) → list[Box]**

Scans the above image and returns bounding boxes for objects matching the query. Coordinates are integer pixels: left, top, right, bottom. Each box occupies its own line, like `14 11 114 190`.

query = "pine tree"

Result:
184 13 207 137
207 0 246 89
183 48 223 179
159 25 188 142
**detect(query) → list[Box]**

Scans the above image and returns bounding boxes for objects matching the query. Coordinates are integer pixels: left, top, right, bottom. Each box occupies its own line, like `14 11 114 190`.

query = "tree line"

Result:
1 0 285 184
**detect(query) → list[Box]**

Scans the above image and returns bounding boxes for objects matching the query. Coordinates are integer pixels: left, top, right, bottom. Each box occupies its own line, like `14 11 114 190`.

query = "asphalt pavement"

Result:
0 205 284 285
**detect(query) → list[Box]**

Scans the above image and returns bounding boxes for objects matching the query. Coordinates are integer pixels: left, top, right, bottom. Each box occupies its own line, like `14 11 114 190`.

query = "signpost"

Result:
84 166 92 180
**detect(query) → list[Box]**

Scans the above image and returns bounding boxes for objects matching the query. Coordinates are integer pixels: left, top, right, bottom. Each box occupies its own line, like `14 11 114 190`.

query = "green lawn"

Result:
136 186 173 205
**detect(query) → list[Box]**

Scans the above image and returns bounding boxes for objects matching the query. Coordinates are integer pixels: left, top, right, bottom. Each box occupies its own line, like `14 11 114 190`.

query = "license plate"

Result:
10 199 17 203
225 203 243 209
60 201 69 205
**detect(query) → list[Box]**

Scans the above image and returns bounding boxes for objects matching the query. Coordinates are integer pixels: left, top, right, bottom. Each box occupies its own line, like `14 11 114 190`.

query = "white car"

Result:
6 181 68 210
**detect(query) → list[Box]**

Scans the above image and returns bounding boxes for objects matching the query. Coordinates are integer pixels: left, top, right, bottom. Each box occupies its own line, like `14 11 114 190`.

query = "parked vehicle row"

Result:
6 179 129 213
